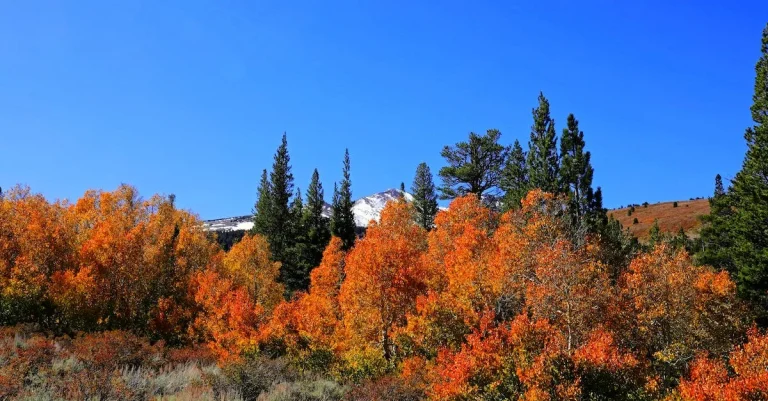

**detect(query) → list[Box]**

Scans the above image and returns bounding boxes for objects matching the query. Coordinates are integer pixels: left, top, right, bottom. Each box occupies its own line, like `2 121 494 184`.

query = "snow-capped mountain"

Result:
203 188 413 232
351 188 414 227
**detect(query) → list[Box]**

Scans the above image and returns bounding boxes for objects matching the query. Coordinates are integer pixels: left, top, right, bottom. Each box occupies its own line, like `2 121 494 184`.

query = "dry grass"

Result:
608 199 710 241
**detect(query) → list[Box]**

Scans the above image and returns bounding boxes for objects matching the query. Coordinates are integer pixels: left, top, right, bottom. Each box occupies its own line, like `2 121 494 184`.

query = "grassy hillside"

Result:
608 198 710 241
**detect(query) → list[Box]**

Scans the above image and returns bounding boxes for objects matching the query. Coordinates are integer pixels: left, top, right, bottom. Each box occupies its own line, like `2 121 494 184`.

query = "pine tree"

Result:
332 149 356 250
697 175 735 272
709 24 768 314
303 169 331 276
559 113 602 232
284 188 309 293
527 92 560 193
500 139 529 211
252 169 272 236
411 162 439 230
648 220 663 248
438 129 507 202
268 133 295 270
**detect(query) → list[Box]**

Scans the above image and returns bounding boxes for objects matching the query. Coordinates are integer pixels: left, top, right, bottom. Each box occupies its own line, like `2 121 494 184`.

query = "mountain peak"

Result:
204 188 414 232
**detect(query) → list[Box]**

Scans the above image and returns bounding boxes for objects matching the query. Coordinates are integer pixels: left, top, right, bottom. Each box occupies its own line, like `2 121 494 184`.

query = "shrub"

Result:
673 201 679 208
223 355 298 400
344 376 424 401
259 380 346 401
633 218 639 225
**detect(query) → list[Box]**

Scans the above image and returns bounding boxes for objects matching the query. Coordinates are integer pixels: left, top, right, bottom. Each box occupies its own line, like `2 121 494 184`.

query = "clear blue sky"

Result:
1 1 766 219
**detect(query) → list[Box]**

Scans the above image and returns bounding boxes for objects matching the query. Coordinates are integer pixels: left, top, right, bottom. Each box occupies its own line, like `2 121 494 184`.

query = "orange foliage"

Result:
190 269 265 360
573 329 638 372
1 185 759 399
260 236 347 364
677 328 768 400
615 245 744 362
190 234 283 361
338 201 428 363
526 240 610 351
222 234 284 313
310 236 346 301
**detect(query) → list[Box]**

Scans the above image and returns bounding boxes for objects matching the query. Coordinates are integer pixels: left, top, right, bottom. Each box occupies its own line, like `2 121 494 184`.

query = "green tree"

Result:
527 92 560 193
648 220 663 248
438 129 507 202
252 169 272 236
716 23 768 314
411 162 439 230
252 133 297 293
697 174 735 272
332 149 356 250
500 139 528 211
302 168 332 275
560 113 602 232
284 188 309 294
269 133 295 272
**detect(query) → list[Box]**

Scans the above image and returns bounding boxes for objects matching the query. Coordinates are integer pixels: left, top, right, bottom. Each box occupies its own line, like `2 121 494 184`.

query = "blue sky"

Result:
1 1 766 219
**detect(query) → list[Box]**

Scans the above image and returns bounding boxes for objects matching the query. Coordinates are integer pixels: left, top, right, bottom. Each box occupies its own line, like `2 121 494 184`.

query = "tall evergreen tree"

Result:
332 149 356 250
710 23 768 314
252 169 272 236
438 129 507 202
411 162 439 230
559 113 601 232
697 175 735 272
303 169 331 275
268 133 295 266
252 133 299 294
284 188 309 293
527 92 560 193
500 139 529 211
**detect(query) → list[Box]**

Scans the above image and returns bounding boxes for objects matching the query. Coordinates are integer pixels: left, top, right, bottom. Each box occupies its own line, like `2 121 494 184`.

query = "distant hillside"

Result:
608 199 710 241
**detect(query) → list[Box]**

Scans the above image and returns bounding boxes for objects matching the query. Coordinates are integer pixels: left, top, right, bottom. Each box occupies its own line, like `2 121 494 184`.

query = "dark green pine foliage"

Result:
252 133 299 293
500 140 529 211
599 216 638 283
411 162 439 230
302 169 332 277
332 149 356 250
252 169 272 236
268 133 295 280
285 188 310 293
648 220 663 249
718 24 768 314
527 93 560 194
559 113 603 232
697 175 735 272
438 129 507 202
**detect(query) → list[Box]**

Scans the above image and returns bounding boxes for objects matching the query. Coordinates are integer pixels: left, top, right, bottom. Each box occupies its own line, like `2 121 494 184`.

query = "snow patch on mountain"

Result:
352 188 413 227
203 188 413 231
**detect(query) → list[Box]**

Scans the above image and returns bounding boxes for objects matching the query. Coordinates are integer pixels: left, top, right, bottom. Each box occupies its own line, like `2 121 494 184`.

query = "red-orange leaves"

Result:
677 328 768 400
309 236 346 302
338 200 428 363
573 329 638 372
526 240 610 351
190 234 283 361
190 269 265 361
